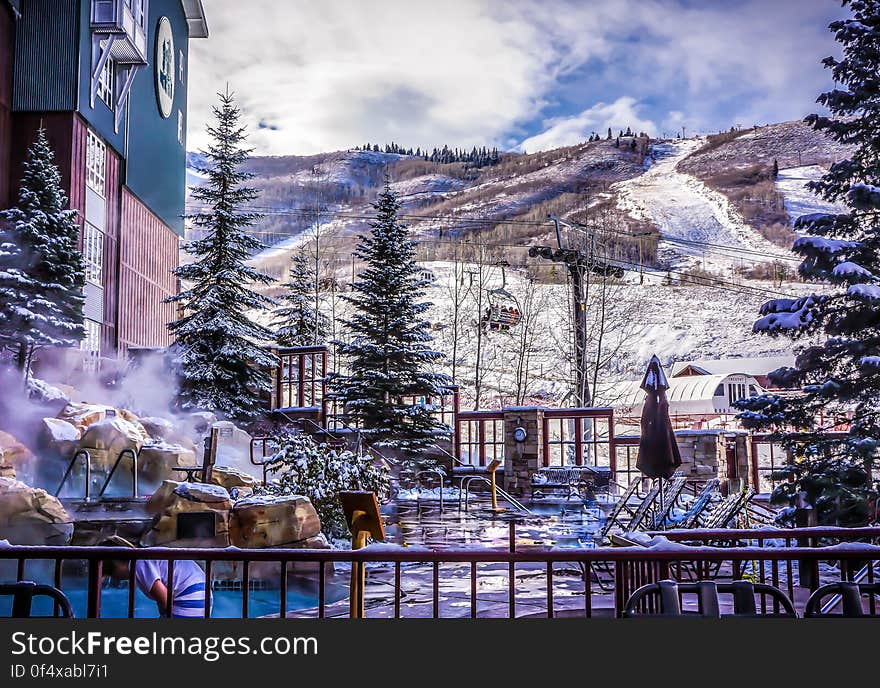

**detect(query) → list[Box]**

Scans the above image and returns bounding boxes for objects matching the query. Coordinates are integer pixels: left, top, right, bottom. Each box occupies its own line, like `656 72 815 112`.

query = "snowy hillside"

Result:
615 140 793 275
224 122 849 406
775 165 848 222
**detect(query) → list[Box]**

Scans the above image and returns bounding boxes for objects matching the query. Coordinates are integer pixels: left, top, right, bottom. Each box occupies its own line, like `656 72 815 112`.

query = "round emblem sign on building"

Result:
155 17 175 118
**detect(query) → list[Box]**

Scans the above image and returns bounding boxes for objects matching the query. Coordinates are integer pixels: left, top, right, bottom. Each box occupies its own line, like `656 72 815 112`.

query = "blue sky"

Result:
187 0 845 156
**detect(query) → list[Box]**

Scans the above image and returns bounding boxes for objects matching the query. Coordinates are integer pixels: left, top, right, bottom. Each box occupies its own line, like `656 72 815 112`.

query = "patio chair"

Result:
627 472 687 532
805 582 880 617
677 479 720 529
647 475 689 530
702 487 755 530
0 582 74 618
623 579 797 618
595 479 643 542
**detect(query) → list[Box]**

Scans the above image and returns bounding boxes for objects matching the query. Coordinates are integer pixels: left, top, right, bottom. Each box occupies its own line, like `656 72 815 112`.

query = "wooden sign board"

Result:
339 491 385 541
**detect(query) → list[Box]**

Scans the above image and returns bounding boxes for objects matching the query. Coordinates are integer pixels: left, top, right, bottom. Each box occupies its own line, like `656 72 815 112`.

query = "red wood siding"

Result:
118 188 178 351
9 113 76 206
102 140 120 352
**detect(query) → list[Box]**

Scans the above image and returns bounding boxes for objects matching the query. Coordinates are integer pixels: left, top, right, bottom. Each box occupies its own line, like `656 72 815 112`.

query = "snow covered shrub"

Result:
257 434 389 539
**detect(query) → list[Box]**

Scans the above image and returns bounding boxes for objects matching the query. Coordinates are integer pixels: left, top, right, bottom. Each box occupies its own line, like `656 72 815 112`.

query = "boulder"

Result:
57 402 114 434
38 418 81 465
80 416 151 470
41 417 81 442
189 411 217 434
140 416 176 442
230 493 321 548
138 442 198 484
0 477 73 545
0 431 35 480
209 465 258 492
142 480 231 547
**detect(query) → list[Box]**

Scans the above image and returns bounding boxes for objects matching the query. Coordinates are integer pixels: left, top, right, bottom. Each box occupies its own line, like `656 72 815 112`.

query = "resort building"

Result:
0 0 208 359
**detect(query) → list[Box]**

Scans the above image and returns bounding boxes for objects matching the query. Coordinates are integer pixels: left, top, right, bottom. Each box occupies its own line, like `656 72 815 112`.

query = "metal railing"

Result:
54 449 93 501
3 526 879 619
98 448 139 498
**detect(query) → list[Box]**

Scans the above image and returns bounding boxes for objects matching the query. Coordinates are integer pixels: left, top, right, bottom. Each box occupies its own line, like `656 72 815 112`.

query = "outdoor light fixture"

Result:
513 416 527 443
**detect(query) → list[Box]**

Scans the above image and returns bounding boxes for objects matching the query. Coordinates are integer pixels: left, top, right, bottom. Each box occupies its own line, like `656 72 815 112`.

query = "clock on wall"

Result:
155 17 175 118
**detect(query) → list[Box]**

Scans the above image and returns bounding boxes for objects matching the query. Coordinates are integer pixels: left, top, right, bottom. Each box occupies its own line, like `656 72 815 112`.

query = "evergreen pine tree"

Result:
736 1 880 526
607 127 612 140
167 89 277 423
772 158 779 179
333 178 452 454
273 248 328 347
0 128 85 373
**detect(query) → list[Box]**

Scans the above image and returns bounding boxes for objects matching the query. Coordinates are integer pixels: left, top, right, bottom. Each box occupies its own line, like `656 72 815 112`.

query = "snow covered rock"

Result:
0 477 73 545
139 416 176 442
142 480 231 547
57 402 114 434
209 465 258 492
138 442 198 484
80 416 151 468
41 417 81 442
229 493 321 548
189 411 217 434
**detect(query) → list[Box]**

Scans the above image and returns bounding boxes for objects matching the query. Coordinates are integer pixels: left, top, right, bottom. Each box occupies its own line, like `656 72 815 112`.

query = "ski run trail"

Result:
614 139 793 277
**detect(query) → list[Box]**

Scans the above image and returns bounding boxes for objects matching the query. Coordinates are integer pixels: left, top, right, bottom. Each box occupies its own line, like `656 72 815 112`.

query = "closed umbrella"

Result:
637 355 681 528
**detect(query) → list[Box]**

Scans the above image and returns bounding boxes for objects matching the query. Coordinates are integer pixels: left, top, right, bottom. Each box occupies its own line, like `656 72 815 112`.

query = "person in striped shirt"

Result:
100 537 211 618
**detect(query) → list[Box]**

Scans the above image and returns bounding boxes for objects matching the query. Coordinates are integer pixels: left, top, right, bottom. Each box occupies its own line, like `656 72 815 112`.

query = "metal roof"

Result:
181 0 208 38
671 355 795 378
604 373 763 416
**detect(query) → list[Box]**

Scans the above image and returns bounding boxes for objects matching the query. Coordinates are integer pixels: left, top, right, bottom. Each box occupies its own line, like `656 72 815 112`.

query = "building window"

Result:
86 130 106 197
178 110 184 145
81 319 102 363
83 222 104 286
96 56 115 109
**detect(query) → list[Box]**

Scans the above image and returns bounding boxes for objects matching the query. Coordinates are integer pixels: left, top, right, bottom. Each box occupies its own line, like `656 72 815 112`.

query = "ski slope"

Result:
614 140 792 275
776 165 848 223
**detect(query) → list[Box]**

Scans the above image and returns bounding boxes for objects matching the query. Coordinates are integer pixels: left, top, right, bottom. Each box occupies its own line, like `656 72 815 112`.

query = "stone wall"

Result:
503 408 544 496
674 430 751 488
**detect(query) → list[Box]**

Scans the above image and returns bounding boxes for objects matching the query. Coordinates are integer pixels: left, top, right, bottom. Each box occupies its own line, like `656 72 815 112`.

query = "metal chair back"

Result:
0 582 74 618
623 579 797 618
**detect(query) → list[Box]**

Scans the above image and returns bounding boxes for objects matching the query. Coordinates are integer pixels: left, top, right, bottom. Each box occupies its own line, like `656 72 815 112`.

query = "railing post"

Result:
86 559 102 619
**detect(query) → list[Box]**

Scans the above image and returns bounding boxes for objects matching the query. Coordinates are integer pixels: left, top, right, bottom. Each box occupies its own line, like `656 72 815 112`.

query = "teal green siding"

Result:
12 0 79 112
124 0 189 235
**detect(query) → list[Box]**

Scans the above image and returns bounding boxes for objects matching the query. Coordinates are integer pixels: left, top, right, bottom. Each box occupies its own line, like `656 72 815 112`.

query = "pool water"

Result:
0 568 347 619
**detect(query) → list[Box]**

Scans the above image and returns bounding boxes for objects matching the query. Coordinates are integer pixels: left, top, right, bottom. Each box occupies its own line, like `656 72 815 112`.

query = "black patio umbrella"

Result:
637 355 682 528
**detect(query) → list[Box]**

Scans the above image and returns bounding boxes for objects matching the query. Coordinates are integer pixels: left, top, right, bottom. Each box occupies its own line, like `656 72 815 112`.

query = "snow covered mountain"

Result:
188 120 851 405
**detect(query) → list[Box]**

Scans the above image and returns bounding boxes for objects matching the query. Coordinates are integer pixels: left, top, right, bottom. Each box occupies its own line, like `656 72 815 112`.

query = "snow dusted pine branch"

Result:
736 0 880 526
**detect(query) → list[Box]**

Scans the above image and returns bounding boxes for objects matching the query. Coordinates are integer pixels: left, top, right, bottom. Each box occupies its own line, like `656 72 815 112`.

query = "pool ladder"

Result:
459 475 530 514
54 448 141 501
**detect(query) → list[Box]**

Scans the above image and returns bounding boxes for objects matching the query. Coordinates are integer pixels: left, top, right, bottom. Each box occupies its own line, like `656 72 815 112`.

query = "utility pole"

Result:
550 216 591 407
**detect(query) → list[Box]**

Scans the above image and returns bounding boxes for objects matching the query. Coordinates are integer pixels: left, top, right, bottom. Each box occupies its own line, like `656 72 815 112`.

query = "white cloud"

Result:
186 0 840 156
186 0 604 155
518 96 656 152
